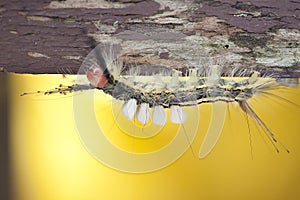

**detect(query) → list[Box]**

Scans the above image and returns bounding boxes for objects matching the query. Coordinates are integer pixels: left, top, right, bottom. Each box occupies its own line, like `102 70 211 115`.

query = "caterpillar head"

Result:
86 65 108 88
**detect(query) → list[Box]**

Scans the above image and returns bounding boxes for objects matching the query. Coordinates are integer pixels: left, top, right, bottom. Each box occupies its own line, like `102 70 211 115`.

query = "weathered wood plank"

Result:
0 0 160 73
0 0 299 77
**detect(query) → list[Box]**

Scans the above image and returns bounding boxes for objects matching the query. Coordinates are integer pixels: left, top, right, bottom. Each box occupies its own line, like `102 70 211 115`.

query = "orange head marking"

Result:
86 65 108 88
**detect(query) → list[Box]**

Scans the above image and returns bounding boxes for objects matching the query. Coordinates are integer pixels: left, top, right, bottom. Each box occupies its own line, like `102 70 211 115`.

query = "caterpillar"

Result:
21 43 298 172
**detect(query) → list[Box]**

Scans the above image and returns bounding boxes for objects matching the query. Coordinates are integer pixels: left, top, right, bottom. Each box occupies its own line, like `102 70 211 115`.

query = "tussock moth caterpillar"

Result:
21 43 299 171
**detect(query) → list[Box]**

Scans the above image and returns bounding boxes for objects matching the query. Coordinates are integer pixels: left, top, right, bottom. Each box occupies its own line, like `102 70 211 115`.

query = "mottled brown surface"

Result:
197 0 300 32
0 0 160 73
0 0 299 76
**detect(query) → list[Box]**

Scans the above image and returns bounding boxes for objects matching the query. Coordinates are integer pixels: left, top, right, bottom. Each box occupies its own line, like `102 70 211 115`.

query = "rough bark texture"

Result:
0 0 299 77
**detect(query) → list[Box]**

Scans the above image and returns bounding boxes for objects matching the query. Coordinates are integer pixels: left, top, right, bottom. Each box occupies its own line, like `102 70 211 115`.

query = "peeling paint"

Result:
0 7 6 13
48 0 132 9
62 55 83 60
27 16 53 22
9 30 18 34
28 52 50 59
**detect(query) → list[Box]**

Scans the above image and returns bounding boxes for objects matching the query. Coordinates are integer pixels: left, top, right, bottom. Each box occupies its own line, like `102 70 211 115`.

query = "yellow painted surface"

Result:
9 73 300 200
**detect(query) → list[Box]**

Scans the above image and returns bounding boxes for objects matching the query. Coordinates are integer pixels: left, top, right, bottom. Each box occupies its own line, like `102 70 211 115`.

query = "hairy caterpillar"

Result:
22 43 298 167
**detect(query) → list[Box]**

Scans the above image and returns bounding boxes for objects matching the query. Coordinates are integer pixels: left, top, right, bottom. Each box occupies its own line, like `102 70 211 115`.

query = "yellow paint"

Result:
9 73 300 200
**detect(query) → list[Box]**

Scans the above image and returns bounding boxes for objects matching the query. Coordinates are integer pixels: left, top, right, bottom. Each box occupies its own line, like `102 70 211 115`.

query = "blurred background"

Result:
0 73 10 200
